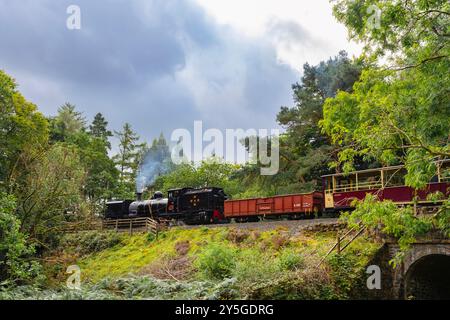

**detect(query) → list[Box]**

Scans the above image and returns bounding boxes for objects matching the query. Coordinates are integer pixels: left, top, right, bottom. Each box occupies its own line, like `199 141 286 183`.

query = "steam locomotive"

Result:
104 187 228 224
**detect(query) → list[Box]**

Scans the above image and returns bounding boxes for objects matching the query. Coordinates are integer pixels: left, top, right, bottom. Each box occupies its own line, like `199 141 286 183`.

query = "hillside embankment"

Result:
1 221 382 300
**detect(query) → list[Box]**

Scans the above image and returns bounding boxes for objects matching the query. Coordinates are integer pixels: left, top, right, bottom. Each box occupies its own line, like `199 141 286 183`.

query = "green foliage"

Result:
232 249 279 285
55 227 381 300
429 192 450 238
321 66 450 187
48 106 118 201
0 276 239 300
155 157 242 196
277 249 304 271
341 194 436 265
11 143 86 246
67 131 119 201
321 0 450 256
331 0 449 59
0 70 49 185
0 193 42 285
146 232 156 242
61 231 123 256
195 244 236 280
323 0 450 189
113 123 147 198
89 113 113 149
435 205 450 238
326 253 362 299
49 103 86 142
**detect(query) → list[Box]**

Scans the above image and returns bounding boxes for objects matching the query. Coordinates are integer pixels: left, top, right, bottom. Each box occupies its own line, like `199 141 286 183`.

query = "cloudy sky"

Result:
0 0 360 148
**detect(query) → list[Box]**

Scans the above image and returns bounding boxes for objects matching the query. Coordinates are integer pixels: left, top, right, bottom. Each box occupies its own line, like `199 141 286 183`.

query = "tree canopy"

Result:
49 103 86 142
0 71 48 187
89 113 113 149
322 0 450 188
322 0 450 260
154 158 241 197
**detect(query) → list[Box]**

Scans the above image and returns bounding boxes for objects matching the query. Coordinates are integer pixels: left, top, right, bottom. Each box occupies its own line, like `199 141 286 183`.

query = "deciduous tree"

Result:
11 144 85 246
0 192 41 285
0 70 48 187
322 0 450 188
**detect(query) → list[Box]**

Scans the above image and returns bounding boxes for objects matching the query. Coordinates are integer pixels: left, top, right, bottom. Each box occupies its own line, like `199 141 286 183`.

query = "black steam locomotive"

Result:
104 187 228 224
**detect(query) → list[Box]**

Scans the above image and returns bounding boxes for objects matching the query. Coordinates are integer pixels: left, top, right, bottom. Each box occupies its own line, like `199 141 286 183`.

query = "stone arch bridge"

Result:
368 237 450 299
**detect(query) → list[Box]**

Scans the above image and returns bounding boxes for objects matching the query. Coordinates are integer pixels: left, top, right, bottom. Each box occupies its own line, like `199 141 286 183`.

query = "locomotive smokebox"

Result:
136 192 143 201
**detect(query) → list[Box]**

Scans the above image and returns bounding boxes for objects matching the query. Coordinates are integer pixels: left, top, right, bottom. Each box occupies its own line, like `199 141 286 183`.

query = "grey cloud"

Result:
0 1 194 87
267 19 313 44
0 0 300 146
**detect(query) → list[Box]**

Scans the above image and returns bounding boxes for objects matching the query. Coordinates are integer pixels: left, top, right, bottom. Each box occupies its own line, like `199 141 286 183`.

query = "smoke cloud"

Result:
136 144 172 193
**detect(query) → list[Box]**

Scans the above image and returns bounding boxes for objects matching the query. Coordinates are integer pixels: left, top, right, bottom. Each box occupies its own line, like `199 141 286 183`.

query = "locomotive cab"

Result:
178 187 227 224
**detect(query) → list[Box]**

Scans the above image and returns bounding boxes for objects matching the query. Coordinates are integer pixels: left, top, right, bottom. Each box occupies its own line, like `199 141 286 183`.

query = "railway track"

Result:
180 217 340 232
71 217 341 235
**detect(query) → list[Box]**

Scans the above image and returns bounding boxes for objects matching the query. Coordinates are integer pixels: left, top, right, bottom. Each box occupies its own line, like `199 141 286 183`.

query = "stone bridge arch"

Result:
393 243 450 299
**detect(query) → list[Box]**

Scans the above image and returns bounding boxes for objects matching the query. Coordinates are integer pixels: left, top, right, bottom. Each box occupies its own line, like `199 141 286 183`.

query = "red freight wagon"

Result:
224 191 323 221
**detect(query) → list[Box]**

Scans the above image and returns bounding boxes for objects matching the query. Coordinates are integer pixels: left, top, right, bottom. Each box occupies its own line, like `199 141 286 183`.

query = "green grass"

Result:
78 227 229 282
38 226 382 299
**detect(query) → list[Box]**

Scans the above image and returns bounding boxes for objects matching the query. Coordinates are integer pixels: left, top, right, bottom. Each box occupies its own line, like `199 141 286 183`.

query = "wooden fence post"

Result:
336 231 341 254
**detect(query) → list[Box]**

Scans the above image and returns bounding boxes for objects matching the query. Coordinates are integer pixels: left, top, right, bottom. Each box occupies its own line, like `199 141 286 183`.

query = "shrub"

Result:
199 226 209 233
61 231 123 256
326 252 362 299
0 276 239 300
174 240 190 256
243 269 336 300
232 249 278 286
0 192 43 285
226 229 250 244
156 231 168 240
277 249 304 271
140 255 194 280
271 233 290 250
195 244 235 280
146 233 156 242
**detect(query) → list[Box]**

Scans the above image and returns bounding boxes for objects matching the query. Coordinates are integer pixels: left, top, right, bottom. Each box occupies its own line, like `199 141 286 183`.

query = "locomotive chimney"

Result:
136 192 143 201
